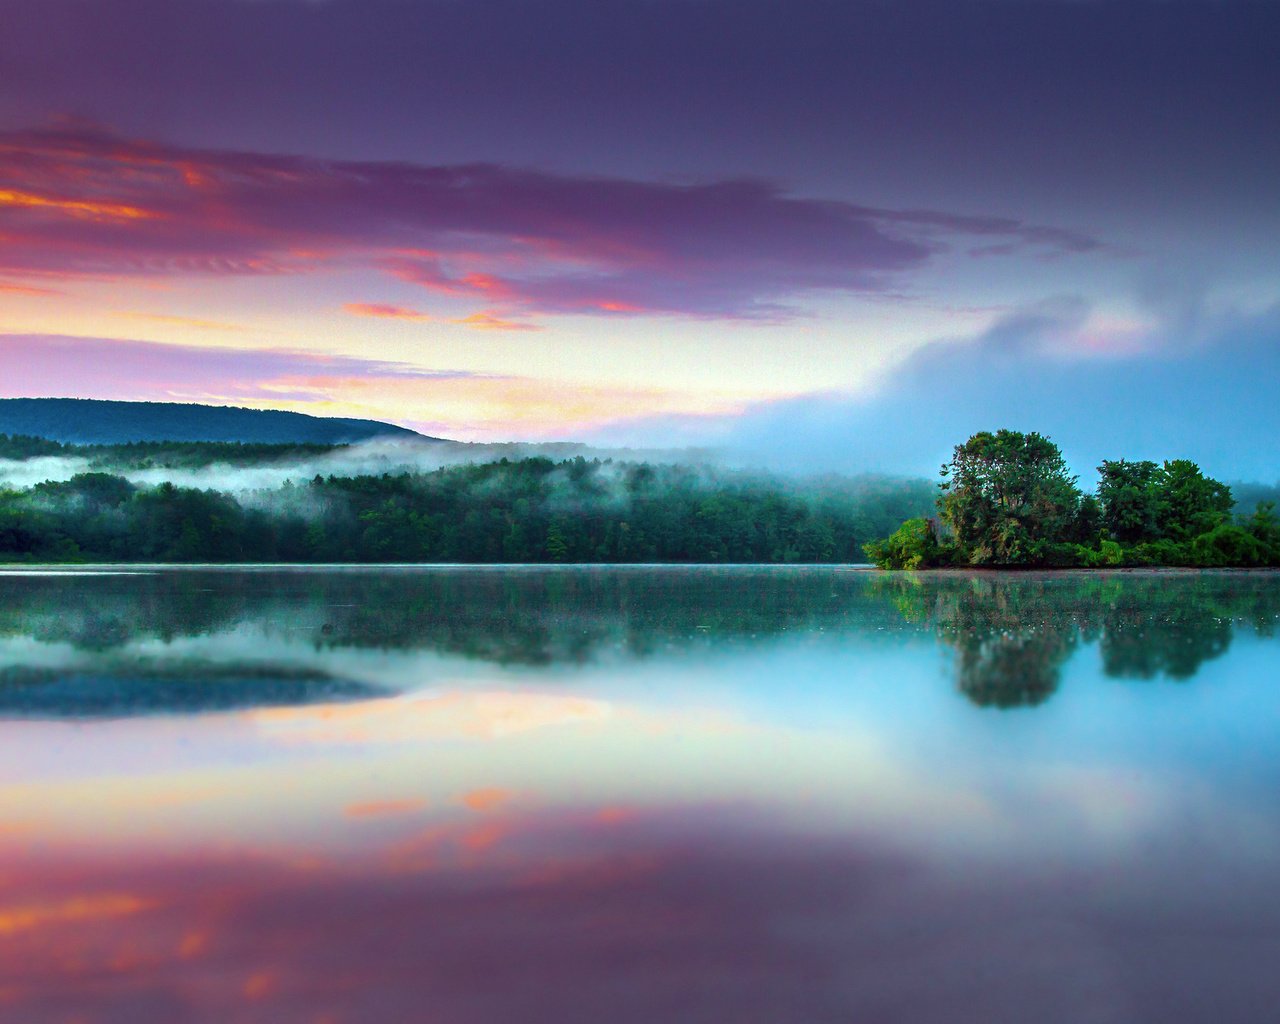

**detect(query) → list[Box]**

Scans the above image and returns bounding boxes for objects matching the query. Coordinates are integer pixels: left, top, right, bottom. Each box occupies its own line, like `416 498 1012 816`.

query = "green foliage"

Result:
1159 459 1233 540
0 456 936 564
0 398 416 445
1245 501 1280 550
937 429 1082 565
1096 458 1235 549
1096 459 1164 543
863 518 947 569
870 428 1271 570
0 434 70 459
1128 539 1195 567
1191 523 1268 567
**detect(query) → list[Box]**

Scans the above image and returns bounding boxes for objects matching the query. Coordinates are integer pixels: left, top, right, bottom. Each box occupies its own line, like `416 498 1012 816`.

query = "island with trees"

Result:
865 429 1280 569
0 429 1275 567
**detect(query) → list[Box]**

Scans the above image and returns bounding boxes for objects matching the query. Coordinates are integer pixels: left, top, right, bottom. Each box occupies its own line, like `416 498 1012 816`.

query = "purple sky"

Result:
1 0 1277 478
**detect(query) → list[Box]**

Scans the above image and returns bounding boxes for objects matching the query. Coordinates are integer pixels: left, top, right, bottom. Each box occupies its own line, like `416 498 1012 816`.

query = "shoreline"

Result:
2 562 1279 575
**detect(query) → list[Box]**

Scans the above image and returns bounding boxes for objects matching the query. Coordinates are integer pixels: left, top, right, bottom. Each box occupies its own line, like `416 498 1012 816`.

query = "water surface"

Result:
1 566 1277 1023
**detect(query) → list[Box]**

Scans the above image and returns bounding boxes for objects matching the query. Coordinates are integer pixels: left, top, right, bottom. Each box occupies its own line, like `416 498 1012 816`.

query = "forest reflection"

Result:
875 572 1274 707
0 568 1275 715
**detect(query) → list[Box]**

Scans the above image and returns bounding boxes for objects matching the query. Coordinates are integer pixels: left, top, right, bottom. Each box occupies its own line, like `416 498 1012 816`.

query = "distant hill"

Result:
0 398 426 445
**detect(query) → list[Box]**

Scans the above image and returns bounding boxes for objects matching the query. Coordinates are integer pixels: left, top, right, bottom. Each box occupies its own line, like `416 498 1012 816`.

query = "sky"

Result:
1 0 1278 478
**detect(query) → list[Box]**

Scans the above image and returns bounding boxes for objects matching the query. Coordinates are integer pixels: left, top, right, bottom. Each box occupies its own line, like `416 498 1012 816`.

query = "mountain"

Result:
0 398 426 445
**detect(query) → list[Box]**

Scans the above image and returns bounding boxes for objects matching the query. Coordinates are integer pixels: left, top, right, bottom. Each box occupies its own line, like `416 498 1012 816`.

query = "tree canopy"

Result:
866 429 1276 569
937 429 1082 565
0 453 935 565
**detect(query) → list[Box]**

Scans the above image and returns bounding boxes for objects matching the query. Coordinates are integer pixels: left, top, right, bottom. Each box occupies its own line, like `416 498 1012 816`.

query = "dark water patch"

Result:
0 664 382 719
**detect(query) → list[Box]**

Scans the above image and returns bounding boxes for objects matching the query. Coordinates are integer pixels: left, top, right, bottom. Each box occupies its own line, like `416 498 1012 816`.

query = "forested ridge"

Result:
0 446 933 563
0 433 344 467
0 398 419 445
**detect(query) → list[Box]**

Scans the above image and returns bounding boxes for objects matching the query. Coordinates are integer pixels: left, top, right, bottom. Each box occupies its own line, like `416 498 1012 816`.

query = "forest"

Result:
866 429 1280 569
0 441 933 563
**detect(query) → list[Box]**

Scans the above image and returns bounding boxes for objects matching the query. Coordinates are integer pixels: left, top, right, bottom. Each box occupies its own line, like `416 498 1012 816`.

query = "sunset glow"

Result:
0 0 1272 469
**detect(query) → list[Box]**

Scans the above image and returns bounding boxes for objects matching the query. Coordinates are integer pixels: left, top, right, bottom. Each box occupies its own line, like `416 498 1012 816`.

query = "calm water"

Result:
1 566 1278 1023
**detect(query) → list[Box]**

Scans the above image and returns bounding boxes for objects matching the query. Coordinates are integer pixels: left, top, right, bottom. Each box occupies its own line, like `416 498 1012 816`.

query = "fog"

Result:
0 438 716 502
591 296 1280 487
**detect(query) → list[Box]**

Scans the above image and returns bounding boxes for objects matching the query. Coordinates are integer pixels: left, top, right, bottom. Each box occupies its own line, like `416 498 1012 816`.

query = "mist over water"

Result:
1 566 1278 1022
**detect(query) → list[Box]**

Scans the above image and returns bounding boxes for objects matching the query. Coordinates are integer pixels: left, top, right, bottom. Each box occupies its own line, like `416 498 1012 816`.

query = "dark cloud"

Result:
0 125 1100 319
2 0 1276 232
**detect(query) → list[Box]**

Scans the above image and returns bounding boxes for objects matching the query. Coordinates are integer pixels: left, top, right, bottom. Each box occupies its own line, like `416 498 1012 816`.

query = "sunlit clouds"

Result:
0 332 778 438
0 0 1276 465
0 124 1098 321
450 312 543 333
342 302 431 322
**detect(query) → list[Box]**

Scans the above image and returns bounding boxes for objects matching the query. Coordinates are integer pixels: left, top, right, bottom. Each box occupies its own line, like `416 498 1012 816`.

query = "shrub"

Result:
864 518 948 570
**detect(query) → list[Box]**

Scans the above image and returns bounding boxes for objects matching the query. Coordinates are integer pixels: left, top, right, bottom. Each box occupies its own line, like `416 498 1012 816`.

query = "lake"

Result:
1 565 1277 1023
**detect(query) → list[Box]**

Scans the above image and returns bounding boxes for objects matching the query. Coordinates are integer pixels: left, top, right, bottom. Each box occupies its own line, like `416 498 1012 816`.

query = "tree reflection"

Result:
0 567 1276 715
928 579 1086 708
873 570 1280 708
1100 595 1233 680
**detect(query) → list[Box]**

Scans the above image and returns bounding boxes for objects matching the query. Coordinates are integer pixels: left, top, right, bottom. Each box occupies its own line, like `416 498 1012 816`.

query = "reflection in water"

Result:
7 814 1279 1024
1 567 1278 1022
0 665 381 717
0 568 1276 714
872 572 1278 707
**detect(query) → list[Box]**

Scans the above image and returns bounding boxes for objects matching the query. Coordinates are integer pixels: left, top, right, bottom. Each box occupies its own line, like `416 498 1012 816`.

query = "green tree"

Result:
863 517 946 569
938 430 1081 565
1245 501 1280 556
1096 459 1163 543
544 521 569 562
1158 459 1233 540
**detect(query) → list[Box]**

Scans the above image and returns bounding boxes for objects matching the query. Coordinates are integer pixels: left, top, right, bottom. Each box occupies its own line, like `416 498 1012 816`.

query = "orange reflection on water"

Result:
0 892 152 937
343 798 429 820
461 787 515 813
1 793 1277 1024
250 691 611 745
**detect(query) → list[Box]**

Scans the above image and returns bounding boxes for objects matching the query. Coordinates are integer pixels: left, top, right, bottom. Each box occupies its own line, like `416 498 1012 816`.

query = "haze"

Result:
1 0 1277 479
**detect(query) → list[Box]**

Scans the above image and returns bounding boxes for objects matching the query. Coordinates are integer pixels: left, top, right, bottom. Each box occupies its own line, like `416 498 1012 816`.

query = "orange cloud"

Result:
343 302 432 321
459 272 505 292
114 311 246 331
450 312 543 332
0 187 155 222
0 281 61 297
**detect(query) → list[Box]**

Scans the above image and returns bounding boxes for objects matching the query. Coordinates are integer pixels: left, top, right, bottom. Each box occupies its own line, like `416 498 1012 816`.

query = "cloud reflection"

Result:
2 801 1278 1024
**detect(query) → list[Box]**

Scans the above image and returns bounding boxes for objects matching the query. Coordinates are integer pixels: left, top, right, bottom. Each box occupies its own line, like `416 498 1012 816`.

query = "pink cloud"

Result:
450 312 543 332
343 302 432 321
0 281 64 297
0 333 474 403
0 124 1103 320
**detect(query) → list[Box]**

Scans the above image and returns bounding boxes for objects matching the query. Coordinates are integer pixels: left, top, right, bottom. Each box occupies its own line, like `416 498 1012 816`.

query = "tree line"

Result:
0 455 934 563
0 432 341 466
866 429 1280 568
